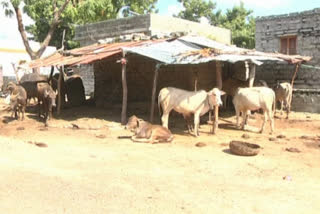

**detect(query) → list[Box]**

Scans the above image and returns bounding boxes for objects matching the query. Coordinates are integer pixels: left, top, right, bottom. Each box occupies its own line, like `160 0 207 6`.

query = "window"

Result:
280 36 297 55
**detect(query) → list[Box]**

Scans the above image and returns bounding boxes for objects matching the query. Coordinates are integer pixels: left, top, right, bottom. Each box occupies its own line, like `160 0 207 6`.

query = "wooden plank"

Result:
121 56 128 125
248 63 256 87
57 66 63 115
150 65 161 123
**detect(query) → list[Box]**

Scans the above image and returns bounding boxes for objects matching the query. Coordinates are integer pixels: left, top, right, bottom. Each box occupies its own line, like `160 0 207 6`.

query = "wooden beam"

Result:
248 63 256 87
120 56 128 125
212 105 219 134
57 65 63 115
291 62 301 88
215 61 222 89
150 64 161 123
193 70 198 91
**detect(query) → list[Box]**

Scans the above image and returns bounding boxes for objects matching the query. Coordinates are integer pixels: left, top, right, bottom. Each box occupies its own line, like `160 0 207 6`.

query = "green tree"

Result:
176 0 255 49
1 0 71 60
217 2 255 49
176 0 216 22
1 0 158 60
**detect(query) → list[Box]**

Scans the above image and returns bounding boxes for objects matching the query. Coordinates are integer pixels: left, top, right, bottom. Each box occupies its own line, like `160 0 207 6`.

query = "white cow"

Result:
158 87 225 136
273 82 292 119
233 87 276 134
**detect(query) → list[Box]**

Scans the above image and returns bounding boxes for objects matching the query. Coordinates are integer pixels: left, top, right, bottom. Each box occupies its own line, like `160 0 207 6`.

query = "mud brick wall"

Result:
93 54 219 115
256 8 320 66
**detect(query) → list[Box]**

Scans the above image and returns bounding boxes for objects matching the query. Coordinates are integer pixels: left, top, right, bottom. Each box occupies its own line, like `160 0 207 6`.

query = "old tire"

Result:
229 141 260 156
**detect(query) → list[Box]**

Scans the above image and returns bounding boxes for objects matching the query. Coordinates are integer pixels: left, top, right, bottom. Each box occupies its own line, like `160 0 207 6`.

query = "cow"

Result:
233 87 276 134
273 82 292 119
20 73 48 104
158 87 225 136
221 78 269 108
6 82 27 120
37 82 56 125
125 115 173 144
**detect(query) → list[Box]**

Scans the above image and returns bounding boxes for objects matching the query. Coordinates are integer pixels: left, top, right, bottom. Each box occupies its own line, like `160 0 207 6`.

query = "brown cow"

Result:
125 115 173 144
37 82 56 125
6 82 27 120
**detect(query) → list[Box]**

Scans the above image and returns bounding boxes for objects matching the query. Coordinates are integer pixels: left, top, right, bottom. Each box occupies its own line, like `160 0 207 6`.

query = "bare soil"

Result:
0 99 319 214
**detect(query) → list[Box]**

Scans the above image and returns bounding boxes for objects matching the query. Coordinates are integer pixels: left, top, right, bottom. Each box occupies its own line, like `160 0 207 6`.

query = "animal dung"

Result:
285 147 301 153
241 134 250 139
195 142 206 147
269 137 277 141
277 134 286 139
96 134 106 139
27 141 48 148
16 127 25 131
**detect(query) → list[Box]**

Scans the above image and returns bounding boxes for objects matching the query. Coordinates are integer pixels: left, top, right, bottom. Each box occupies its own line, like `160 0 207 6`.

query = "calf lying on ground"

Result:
125 115 173 144
233 87 276 134
6 82 27 120
273 82 292 119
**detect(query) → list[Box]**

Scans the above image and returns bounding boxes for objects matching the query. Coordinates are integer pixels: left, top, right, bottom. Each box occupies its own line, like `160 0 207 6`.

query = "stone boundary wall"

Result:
75 15 151 46
256 8 320 66
256 62 320 113
75 14 231 47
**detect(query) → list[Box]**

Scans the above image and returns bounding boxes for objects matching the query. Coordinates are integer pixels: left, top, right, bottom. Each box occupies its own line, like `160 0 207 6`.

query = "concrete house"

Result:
255 8 320 113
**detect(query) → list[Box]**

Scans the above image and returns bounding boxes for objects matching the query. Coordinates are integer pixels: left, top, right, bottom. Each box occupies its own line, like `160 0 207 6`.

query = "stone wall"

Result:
256 62 320 113
75 14 231 46
93 54 219 116
256 8 320 66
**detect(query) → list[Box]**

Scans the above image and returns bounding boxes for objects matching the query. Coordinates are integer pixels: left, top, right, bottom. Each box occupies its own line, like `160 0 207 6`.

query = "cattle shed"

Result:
29 35 311 124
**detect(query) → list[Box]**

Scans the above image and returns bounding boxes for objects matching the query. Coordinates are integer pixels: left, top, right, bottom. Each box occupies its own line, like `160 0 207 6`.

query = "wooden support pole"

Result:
215 61 222 89
48 66 54 84
150 64 161 123
57 66 63 116
120 57 128 125
57 29 66 116
248 63 256 87
291 62 301 88
194 70 198 91
211 61 223 128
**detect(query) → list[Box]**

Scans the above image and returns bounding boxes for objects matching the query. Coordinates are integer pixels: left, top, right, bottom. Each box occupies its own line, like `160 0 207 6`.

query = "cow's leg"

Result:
267 110 274 134
260 110 267 133
38 97 41 118
236 109 241 129
194 113 200 137
280 101 283 115
161 111 170 129
241 111 247 130
21 106 25 121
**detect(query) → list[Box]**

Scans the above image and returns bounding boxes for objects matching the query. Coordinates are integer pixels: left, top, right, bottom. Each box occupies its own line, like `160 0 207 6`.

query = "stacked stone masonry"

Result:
256 8 320 113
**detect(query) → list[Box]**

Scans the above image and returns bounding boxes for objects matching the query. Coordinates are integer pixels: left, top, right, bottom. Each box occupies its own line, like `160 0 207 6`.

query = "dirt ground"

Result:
0 98 319 214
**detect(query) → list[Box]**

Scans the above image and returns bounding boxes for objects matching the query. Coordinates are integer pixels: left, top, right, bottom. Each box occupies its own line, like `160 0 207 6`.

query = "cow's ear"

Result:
220 90 226 96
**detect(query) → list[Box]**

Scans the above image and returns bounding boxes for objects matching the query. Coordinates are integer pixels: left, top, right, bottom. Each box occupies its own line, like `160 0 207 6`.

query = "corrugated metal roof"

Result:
28 35 312 68
29 40 165 68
